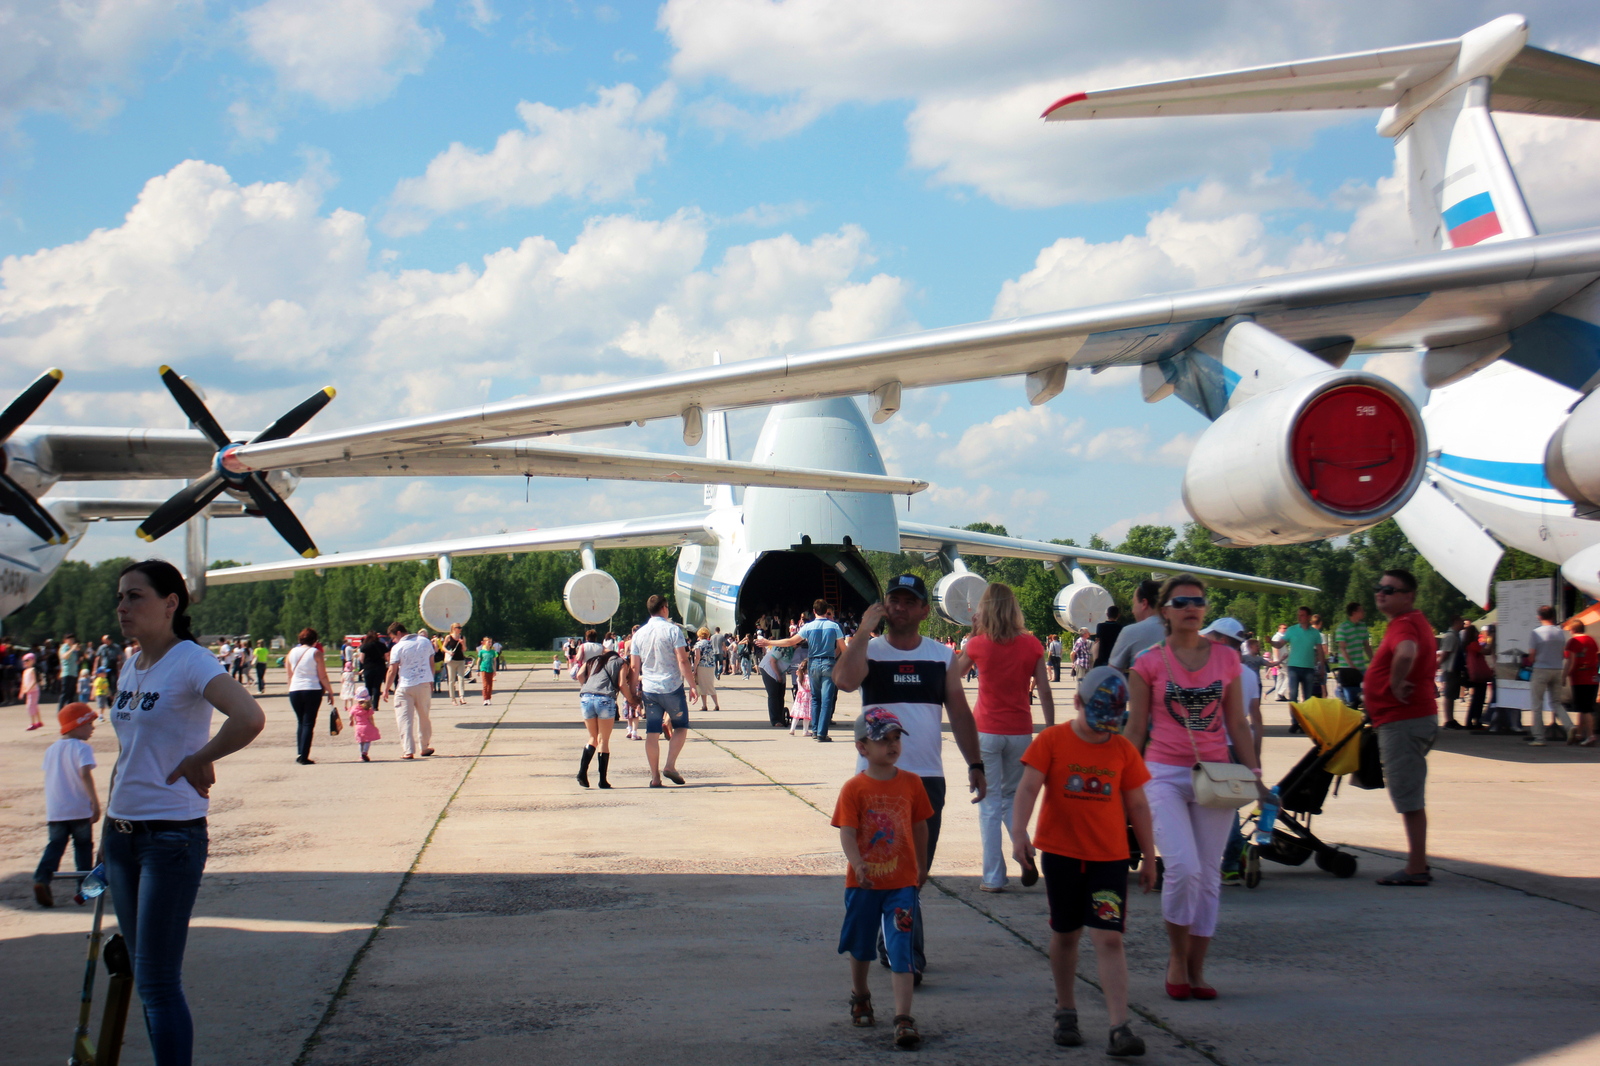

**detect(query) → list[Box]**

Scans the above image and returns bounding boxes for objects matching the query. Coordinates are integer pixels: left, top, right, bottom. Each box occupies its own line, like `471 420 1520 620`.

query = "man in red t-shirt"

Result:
1562 620 1599 746
1365 569 1439 887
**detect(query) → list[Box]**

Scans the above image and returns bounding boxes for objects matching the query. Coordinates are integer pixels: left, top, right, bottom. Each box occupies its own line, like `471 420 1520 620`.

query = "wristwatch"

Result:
969 762 986 772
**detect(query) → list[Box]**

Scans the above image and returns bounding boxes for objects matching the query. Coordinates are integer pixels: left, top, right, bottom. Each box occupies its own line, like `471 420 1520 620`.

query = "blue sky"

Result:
5 0 1600 571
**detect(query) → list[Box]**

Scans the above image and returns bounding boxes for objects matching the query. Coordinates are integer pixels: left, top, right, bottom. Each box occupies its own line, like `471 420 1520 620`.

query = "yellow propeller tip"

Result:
301 548 320 559
323 386 337 399
135 529 154 542
158 365 171 375
47 368 63 381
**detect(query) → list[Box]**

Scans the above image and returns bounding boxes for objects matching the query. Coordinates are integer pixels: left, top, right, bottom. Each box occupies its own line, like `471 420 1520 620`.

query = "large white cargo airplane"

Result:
197 15 1600 612
0 367 926 620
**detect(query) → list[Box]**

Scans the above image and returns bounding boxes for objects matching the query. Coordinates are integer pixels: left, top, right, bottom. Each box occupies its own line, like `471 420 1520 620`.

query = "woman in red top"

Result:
1563 620 1599 746
952 583 1055 893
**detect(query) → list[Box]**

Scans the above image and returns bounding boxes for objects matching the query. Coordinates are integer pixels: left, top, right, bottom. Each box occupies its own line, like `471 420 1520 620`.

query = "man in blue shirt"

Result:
1281 606 1326 705
759 599 847 742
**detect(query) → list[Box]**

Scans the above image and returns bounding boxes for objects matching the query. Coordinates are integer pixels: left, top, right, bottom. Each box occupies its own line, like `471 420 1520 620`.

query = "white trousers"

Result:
444 660 468 700
394 683 433 756
977 732 1031 888
1145 762 1235 938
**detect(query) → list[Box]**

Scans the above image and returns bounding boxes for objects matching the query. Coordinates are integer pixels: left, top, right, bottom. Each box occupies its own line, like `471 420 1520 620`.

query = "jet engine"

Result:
931 571 987 627
1544 389 1600 517
1182 371 1425 545
419 578 473 631
564 568 621 625
1053 579 1113 631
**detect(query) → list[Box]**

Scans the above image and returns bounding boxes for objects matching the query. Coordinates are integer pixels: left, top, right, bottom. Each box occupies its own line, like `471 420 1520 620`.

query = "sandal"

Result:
1375 869 1431 886
849 991 874 1027
893 1015 920 1049
1107 1022 1146 1058
663 769 685 785
1052 1008 1082 1047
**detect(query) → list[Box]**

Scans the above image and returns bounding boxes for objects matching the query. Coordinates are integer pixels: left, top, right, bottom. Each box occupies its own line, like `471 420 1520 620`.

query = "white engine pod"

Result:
564 569 621 625
1053 582 1113 632
1545 389 1600 514
1181 370 1426 545
932 572 987 627
418 578 473 632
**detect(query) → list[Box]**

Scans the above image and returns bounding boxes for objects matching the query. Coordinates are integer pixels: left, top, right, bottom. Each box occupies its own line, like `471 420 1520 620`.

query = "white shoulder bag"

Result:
1160 644 1257 810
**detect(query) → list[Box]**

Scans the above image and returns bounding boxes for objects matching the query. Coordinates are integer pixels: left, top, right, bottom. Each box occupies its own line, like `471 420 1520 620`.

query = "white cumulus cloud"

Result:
239 0 441 109
382 84 670 235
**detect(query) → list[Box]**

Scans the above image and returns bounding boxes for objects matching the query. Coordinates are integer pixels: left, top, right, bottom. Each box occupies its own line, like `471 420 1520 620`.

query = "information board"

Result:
1491 577 1553 711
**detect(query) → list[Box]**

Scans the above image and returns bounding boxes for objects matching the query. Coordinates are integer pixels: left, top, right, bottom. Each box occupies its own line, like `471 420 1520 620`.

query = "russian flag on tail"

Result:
1442 192 1503 247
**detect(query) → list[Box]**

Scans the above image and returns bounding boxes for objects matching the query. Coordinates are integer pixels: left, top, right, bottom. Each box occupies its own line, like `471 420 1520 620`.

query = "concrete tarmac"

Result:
3 665 1598 1065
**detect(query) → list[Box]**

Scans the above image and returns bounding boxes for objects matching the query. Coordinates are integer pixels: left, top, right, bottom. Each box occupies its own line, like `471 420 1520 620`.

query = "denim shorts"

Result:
643 686 689 736
840 886 918 972
580 693 618 720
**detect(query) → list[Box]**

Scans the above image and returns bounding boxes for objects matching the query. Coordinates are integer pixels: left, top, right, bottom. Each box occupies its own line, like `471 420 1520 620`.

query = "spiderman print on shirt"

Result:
1164 679 1222 732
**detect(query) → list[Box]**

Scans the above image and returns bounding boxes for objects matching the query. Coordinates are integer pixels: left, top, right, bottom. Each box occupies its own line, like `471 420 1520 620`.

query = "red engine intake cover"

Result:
1290 384 1416 513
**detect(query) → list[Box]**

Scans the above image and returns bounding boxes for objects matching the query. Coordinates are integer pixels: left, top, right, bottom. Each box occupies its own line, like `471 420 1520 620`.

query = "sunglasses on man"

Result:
1373 584 1410 596
1164 596 1207 609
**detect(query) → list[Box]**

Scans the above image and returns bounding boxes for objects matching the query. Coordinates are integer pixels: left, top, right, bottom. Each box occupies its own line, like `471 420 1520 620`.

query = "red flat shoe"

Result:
1165 981 1191 1000
1190 985 1218 1000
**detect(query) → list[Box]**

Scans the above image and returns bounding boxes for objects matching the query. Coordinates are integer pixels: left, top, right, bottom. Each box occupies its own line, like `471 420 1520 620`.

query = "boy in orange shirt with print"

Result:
1013 666 1157 1057
832 707 934 1049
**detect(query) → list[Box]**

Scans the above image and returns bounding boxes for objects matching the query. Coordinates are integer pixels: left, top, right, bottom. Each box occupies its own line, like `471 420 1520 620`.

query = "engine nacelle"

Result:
1053 581 1113 632
564 569 621 625
1545 389 1600 516
1182 370 1425 545
418 578 473 631
931 572 987 627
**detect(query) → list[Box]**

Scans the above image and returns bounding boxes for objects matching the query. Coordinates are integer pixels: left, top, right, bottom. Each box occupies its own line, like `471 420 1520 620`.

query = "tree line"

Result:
4 518 1556 648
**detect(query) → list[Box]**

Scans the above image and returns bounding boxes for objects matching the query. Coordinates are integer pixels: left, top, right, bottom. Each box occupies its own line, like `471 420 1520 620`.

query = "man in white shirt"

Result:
1110 579 1167 672
1527 605 1575 744
1046 635 1063 681
384 622 438 758
629 594 698 786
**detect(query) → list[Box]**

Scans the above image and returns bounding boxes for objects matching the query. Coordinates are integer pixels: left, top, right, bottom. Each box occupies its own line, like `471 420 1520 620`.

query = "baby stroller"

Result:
1241 697 1367 887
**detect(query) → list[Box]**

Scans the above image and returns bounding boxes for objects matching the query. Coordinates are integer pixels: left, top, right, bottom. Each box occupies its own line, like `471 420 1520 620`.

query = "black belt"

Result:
108 816 207 834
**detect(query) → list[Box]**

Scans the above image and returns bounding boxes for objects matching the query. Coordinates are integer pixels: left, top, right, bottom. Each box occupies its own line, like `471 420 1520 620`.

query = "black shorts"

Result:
1041 852 1128 934
1573 683 1598 717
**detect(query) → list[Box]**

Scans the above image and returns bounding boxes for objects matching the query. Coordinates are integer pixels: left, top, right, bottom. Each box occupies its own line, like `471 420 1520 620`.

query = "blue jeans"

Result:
105 821 208 1066
1287 666 1318 703
34 817 94 883
809 661 838 738
1221 812 1246 874
1339 682 1363 709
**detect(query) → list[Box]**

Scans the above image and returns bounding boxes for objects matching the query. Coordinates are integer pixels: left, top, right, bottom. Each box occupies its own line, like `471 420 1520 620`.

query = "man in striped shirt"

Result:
1334 604 1371 709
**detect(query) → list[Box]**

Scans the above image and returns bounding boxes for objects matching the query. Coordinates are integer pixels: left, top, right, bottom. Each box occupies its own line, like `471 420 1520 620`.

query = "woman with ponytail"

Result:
104 560 265 1065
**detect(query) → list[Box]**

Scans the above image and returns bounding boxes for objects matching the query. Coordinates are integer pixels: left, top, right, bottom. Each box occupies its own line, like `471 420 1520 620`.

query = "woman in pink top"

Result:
953 583 1055 892
1126 574 1263 1002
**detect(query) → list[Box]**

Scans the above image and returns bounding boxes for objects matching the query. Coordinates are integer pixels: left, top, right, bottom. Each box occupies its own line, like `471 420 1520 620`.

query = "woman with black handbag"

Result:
1125 574 1266 1003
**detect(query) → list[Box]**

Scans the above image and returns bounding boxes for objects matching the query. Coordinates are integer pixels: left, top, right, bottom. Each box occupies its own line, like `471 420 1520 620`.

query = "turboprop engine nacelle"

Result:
1053 580 1113 632
1544 389 1600 518
565 569 621 625
419 578 473 631
932 572 987 627
1182 371 1426 545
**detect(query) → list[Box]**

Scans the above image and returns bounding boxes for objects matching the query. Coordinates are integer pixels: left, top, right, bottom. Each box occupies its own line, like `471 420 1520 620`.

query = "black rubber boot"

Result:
597 752 612 789
577 745 595 788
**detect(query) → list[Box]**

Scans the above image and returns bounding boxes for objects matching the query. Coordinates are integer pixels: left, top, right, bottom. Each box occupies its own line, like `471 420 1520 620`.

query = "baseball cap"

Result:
59 702 98 735
1200 617 1247 642
854 706 910 742
1078 666 1130 733
885 574 928 601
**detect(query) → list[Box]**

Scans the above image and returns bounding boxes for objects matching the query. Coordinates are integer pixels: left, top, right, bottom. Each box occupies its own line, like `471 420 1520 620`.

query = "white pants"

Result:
445 660 468 700
1145 762 1235 938
978 732 1031 888
1527 667 1574 731
394 684 433 756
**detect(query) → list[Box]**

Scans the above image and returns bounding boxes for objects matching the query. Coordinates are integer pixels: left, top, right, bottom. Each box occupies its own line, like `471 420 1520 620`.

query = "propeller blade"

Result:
135 471 229 543
243 474 318 558
158 366 231 449
0 368 63 442
0 471 68 544
251 386 336 444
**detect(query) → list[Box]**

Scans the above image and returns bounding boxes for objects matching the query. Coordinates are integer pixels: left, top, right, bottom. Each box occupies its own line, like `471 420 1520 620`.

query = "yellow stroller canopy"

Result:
1289 697 1363 777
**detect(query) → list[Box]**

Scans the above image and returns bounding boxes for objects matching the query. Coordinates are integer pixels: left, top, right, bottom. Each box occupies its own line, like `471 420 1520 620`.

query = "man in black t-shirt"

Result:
1092 606 1124 668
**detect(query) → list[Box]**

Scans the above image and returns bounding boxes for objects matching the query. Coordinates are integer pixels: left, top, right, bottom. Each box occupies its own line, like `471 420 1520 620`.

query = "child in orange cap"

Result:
33 703 102 907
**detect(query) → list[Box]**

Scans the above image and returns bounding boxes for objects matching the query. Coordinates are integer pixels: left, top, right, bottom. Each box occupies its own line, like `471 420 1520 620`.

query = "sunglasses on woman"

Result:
1165 596 1207 609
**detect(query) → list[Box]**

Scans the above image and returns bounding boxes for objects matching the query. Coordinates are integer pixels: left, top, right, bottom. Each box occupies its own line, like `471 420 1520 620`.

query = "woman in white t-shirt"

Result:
105 560 265 1066
285 628 335 764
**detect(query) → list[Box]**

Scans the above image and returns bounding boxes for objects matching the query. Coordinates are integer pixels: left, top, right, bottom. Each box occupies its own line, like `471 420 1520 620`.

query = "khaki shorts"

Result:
1378 716 1437 814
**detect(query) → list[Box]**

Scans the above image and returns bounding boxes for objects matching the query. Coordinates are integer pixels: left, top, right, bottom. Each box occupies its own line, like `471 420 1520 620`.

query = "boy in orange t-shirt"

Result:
1013 666 1156 1057
832 707 933 1049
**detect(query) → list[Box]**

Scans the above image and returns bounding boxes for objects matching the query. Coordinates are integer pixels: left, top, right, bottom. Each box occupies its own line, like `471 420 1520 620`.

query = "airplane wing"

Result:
217 226 1600 473
897 521 1318 595
33 428 925 495
45 497 248 522
204 511 715 585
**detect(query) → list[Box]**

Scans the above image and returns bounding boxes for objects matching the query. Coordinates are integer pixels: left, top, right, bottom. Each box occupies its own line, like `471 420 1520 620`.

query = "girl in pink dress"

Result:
789 670 813 735
348 687 381 762
20 652 42 730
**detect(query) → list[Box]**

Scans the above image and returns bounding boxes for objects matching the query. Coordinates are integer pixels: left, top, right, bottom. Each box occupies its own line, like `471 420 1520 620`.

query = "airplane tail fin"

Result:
703 352 736 509
1044 15 1600 252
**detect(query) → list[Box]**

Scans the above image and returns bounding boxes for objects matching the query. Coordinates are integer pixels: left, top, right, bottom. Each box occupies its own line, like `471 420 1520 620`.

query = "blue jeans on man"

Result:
1287 666 1319 704
809 660 838 739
